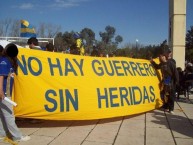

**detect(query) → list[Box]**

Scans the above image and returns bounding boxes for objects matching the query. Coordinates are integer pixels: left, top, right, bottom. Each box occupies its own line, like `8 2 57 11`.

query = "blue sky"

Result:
0 0 193 47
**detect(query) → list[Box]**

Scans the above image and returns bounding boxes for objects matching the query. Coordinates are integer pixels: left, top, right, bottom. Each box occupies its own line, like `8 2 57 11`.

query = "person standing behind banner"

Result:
27 38 44 124
46 42 54 52
72 32 85 55
164 48 176 65
164 48 178 100
27 37 42 50
0 43 31 142
150 50 179 114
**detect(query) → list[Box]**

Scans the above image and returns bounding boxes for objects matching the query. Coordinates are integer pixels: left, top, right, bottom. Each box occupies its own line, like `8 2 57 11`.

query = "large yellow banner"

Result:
13 48 162 120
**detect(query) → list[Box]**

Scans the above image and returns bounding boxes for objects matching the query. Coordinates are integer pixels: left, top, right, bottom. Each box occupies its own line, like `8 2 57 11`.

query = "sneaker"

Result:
16 136 31 142
169 111 175 114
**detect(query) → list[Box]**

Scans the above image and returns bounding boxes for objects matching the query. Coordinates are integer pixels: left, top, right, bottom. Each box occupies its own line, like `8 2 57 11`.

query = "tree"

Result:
37 23 61 38
99 25 115 44
186 26 193 50
9 20 20 37
38 23 46 38
0 18 13 37
54 31 77 52
160 39 168 49
55 32 65 52
80 28 95 54
186 26 193 60
99 25 123 55
115 35 123 45
46 24 61 38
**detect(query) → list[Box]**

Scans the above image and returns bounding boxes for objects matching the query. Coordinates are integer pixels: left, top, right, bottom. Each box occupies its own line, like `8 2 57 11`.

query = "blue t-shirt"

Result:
0 56 14 96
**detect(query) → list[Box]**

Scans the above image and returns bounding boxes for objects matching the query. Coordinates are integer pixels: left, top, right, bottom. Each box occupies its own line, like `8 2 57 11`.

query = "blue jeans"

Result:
0 97 22 140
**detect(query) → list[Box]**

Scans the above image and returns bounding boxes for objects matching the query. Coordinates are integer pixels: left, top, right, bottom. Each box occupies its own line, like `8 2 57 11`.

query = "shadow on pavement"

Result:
16 113 145 128
152 108 193 138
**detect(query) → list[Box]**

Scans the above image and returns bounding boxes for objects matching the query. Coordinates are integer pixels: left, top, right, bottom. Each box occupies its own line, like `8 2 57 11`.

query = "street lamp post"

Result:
136 39 138 49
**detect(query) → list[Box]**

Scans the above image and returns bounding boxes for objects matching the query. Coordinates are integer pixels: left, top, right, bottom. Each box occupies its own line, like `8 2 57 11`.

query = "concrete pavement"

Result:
1 94 193 145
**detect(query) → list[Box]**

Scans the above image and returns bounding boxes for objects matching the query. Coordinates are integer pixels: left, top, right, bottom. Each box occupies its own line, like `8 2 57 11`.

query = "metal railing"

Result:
0 37 54 47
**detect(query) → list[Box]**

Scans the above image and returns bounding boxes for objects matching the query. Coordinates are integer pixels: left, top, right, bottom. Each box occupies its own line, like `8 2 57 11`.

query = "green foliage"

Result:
54 25 124 55
80 28 95 53
186 49 193 61
114 40 167 59
53 25 169 59
115 35 123 45
186 26 193 60
98 25 123 55
54 25 193 60
55 31 75 52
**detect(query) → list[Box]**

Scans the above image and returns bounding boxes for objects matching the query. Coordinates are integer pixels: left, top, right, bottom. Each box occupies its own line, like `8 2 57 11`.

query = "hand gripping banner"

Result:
13 48 163 120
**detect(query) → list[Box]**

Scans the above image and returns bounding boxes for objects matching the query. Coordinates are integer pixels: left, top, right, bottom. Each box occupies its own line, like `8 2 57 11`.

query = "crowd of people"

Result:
176 61 193 100
0 35 193 143
26 33 109 57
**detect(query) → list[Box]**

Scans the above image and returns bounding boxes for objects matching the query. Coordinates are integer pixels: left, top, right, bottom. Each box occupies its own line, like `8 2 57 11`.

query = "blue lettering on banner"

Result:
128 87 133 105
143 63 154 76
119 87 130 106
44 90 57 112
102 60 114 76
48 58 84 76
18 56 84 76
129 62 140 76
48 58 63 76
97 86 155 108
136 63 147 76
92 60 104 76
65 58 78 76
149 86 155 102
17 55 28 75
71 58 84 76
132 86 142 105
92 60 156 77
121 61 133 76
17 55 42 76
44 89 79 112
109 87 119 107
97 88 109 108
28 57 42 76
113 60 124 76
143 86 150 103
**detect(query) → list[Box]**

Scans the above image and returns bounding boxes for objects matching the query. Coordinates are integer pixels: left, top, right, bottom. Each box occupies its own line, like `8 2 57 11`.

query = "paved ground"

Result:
1 93 193 145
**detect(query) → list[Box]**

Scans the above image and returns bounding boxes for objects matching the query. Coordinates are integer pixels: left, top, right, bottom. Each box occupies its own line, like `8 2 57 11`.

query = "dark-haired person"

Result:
0 43 31 142
164 48 179 101
183 65 193 99
27 37 42 50
27 39 44 124
0 45 3 56
46 43 54 52
164 48 176 65
150 50 179 114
